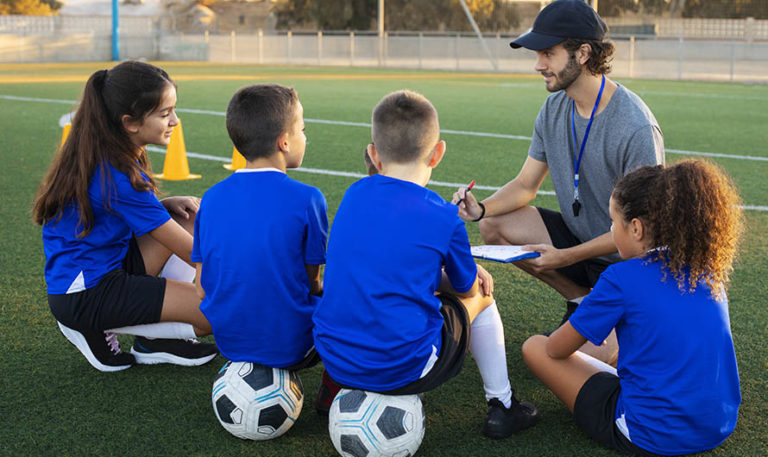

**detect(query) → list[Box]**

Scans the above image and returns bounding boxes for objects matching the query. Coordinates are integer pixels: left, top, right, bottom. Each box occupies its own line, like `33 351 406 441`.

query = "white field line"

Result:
147 146 548 194
148 147 768 211
3 93 768 162
176 108 768 162
1 94 764 210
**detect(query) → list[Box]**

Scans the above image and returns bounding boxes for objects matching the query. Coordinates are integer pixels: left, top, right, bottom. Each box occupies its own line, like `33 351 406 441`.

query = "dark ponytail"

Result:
33 61 175 236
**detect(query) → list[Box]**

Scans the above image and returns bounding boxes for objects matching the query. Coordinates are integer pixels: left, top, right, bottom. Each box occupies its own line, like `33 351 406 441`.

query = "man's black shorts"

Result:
381 293 471 395
537 207 612 288
48 236 166 332
574 372 661 457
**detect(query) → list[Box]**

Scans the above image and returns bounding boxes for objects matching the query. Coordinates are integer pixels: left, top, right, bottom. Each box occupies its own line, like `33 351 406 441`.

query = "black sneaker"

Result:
558 300 580 328
482 395 539 439
57 322 134 372
130 336 218 366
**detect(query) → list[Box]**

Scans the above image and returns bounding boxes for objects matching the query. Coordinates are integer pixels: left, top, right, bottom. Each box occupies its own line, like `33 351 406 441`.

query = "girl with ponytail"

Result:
521 160 743 456
33 61 217 372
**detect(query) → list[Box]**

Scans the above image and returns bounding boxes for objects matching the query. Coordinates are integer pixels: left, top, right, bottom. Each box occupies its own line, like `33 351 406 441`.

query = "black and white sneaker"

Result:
57 322 134 372
482 395 539 439
130 336 218 366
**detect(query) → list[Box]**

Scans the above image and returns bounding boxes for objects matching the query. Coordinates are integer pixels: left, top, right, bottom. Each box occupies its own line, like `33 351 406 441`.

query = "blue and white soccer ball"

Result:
329 389 426 457
212 361 303 440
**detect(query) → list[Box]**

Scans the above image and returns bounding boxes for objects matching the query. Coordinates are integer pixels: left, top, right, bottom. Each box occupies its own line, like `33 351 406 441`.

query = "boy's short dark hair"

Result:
371 90 439 164
226 84 299 161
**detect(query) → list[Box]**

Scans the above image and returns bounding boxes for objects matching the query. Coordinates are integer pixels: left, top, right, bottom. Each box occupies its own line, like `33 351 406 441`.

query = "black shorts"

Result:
537 207 611 288
282 347 322 372
380 293 471 395
574 372 660 457
48 236 166 332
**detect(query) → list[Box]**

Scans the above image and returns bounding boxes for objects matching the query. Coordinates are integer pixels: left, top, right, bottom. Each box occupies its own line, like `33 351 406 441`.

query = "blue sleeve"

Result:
569 266 624 346
190 203 203 263
303 188 328 265
110 170 170 237
444 221 477 293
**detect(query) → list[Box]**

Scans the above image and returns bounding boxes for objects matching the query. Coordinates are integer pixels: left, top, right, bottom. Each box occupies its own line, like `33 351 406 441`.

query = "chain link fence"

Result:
2 15 767 83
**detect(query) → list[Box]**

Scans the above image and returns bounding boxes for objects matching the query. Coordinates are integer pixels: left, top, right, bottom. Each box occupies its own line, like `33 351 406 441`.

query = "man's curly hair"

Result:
562 38 615 75
613 160 744 298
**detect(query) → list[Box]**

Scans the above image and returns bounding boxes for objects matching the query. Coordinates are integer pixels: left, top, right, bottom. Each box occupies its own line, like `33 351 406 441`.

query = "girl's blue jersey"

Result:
42 163 169 294
570 257 740 456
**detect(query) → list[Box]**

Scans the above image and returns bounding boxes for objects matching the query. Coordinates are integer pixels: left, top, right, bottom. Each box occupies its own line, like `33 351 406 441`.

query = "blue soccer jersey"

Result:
192 168 328 367
43 162 170 294
569 257 741 456
313 174 477 391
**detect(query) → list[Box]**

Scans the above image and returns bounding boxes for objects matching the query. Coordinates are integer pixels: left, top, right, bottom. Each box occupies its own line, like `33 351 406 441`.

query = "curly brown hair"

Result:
613 160 744 298
562 38 614 75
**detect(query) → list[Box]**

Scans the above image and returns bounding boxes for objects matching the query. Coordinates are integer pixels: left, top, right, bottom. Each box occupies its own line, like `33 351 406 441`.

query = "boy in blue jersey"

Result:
314 90 539 439
192 84 338 408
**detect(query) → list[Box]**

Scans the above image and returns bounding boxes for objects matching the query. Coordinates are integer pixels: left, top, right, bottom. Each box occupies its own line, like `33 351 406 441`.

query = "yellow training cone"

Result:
155 119 201 181
60 123 71 148
223 146 246 171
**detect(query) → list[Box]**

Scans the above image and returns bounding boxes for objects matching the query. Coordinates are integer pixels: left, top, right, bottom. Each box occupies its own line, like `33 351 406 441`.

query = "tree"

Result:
0 0 60 15
272 0 519 31
598 0 768 18
273 0 376 30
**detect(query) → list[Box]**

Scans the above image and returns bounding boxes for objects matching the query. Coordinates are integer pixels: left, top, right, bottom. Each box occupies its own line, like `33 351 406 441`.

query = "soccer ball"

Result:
329 389 426 457
211 361 303 440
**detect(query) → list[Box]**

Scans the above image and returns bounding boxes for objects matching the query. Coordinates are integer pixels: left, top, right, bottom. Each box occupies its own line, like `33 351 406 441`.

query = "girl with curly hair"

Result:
33 61 217 372
521 159 743 456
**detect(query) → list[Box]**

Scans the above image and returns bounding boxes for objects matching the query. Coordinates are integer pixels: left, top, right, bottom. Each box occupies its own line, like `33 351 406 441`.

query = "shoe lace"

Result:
184 338 200 344
105 332 122 355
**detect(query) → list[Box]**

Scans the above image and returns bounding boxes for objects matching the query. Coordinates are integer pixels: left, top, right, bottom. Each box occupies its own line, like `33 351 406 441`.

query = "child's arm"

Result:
546 322 587 359
439 269 480 299
195 263 205 300
161 196 200 221
439 263 493 298
149 219 194 264
305 264 323 296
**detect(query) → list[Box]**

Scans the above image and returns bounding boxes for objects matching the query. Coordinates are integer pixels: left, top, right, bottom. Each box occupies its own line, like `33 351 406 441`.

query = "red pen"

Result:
457 180 476 205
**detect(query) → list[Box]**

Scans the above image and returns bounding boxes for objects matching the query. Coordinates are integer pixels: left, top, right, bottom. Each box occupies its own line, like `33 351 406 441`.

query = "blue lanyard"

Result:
571 74 606 216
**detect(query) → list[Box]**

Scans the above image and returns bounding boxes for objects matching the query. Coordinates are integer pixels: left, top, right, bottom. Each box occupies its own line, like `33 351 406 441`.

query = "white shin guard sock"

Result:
159 254 196 283
470 301 513 408
108 322 197 339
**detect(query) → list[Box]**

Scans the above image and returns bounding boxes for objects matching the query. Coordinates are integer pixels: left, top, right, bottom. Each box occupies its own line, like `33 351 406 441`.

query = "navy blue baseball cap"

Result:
510 0 607 50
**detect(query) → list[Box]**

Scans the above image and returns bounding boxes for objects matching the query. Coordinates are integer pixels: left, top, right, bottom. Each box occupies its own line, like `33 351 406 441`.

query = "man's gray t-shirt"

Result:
528 84 664 263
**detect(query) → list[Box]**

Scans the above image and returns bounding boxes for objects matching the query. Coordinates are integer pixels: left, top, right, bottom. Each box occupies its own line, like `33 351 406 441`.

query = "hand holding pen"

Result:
452 180 485 222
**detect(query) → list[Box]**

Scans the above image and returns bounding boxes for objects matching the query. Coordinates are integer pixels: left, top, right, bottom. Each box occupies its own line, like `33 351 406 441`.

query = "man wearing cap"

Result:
453 0 664 364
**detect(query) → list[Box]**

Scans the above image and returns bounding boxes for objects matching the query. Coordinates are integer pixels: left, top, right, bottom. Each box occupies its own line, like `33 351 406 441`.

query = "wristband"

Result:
472 202 486 222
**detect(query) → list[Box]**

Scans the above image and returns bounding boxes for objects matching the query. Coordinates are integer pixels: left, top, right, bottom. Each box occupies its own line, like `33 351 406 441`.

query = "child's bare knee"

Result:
522 334 547 362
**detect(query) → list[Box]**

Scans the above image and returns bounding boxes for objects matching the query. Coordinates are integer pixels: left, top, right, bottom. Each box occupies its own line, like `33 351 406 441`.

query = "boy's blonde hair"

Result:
371 90 439 164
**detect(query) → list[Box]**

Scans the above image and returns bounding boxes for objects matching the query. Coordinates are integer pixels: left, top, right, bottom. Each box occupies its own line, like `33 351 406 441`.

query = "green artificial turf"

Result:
0 63 766 456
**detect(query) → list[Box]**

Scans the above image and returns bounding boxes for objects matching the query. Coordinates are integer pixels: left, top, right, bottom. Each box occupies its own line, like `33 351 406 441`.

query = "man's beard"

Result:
545 54 581 92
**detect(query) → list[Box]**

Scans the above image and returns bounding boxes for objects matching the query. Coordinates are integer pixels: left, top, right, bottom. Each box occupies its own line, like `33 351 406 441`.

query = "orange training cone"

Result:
60 123 71 148
154 119 201 181
223 146 246 171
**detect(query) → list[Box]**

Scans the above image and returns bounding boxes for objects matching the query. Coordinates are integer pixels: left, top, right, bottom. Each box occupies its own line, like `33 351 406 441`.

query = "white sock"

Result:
574 351 618 376
470 301 513 408
108 322 197 339
159 254 196 283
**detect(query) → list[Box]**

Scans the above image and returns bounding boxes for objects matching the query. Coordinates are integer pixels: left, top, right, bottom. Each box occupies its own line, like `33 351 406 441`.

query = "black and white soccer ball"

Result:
212 361 303 440
329 389 426 457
